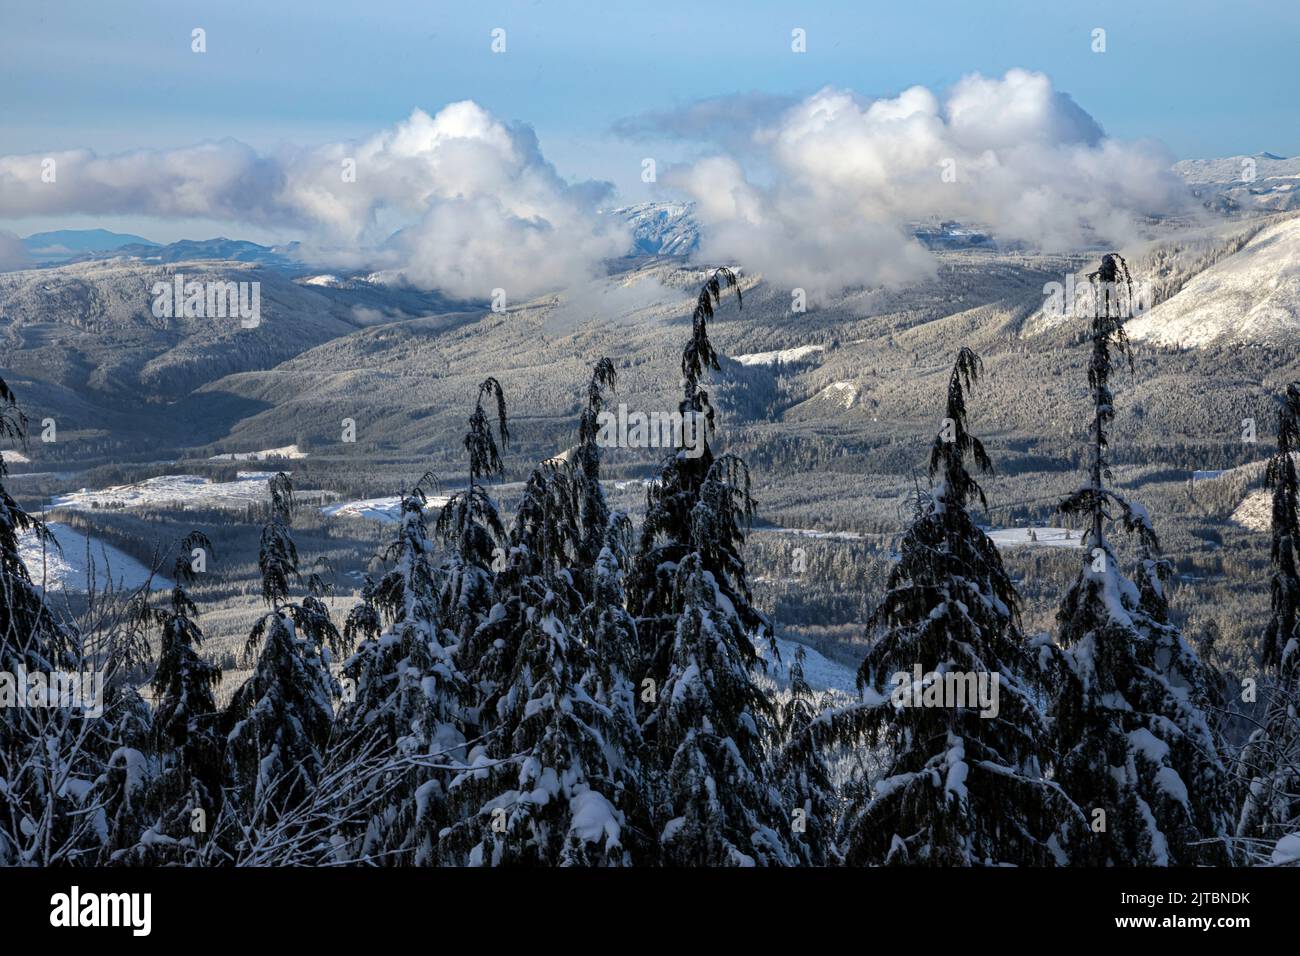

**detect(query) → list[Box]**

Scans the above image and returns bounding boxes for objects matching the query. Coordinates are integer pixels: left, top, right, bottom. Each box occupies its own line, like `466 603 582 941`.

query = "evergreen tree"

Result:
1237 384 1300 847
443 578 644 865
1261 384 1300 676
835 347 1071 866
630 269 769 681
473 458 585 710
222 473 344 830
632 269 792 865
773 646 838 866
443 363 648 865
439 379 509 674
145 532 224 859
574 358 618 580
340 474 469 864
575 514 651 856
1049 254 1235 865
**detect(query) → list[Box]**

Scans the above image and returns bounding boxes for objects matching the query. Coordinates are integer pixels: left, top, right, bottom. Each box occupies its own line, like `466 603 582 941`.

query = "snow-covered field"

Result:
19 522 170 593
209 444 307 461
53 472 279 512
985 527 1083 549
320 496 404 523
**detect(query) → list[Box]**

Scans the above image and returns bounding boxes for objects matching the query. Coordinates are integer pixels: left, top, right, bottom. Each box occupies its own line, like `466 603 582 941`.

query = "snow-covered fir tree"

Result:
438 379 510 680
574 514 651 856
773 645 839 866
1237 383 1300 850
1049 254 1236 866
834 347 1073 866
443 579 644 865
1261 383 1300 677
134 532 224 861
340 474 469 864
630 270 770 678
574 358 618 582
222 473 345 832
467 457 584 720
629 269 792 866
443 362 648 865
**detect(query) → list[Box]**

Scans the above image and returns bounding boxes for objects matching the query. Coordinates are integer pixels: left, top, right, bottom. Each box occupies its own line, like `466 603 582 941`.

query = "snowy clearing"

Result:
19 522 169 593
985 527 1083 549
53 472 280 512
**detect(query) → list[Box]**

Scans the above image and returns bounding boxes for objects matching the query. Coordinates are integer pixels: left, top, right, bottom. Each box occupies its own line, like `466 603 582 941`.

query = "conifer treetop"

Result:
929 345 993 512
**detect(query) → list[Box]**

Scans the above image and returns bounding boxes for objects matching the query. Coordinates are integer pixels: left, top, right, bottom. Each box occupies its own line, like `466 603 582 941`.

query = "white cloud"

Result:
665 69 1189 299
0 102 628 299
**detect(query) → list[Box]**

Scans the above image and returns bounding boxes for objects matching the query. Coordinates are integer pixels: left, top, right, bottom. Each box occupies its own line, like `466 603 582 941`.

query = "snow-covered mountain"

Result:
1173 152 1300 213
1126 216 1300 347
610 201 701 256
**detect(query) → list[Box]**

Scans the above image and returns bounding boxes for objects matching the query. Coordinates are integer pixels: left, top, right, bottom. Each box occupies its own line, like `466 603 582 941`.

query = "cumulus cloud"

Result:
662 69 1189 298
0 102 628 299
1 73 1192 299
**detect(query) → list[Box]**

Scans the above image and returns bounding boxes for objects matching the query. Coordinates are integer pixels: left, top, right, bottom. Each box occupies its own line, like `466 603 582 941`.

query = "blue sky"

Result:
2 0 1297 242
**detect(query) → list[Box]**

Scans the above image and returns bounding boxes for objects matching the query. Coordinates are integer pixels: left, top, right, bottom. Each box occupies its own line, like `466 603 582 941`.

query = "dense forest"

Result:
2 261 1298 867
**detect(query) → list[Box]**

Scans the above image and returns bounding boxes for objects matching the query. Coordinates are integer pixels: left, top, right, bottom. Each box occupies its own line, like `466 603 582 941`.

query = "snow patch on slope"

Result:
732 345 825 367
815 382 859 410
1231 489 1272 532
19 522 169 593
209 444 307 461
321 494 450 524
753 634 857 697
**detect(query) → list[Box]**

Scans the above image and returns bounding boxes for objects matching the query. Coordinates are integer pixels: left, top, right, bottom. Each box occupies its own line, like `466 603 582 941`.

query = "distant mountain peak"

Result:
22 228 157 262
